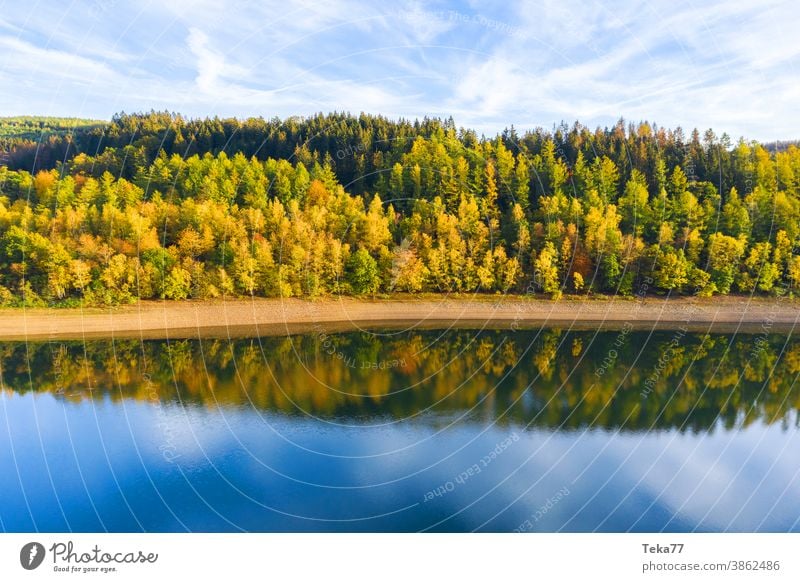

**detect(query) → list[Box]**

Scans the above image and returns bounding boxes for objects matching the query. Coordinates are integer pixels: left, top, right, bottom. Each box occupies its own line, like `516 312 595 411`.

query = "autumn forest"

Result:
1 111 799 306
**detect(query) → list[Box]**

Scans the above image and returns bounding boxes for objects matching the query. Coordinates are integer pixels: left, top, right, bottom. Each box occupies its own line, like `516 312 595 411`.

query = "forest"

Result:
1 111 799 306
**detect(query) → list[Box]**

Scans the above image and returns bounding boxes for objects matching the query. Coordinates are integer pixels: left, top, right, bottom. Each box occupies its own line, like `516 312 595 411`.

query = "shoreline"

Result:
0 295 799 340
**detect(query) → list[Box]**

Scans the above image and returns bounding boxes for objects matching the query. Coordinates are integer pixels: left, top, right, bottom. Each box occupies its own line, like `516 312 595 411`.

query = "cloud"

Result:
386 2 457 45
0 35 117 82
0 17 22 33
186 27 250 94
0 0 797 140
436 0 800 139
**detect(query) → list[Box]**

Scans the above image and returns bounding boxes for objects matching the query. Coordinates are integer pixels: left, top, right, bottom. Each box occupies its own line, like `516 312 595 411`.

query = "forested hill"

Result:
0 116 105 166
0 111 784 193
0 111 799 306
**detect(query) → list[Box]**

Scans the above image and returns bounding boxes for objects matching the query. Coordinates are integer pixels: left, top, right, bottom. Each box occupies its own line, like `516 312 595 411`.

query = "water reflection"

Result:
2 328 800 532
2 329 799 432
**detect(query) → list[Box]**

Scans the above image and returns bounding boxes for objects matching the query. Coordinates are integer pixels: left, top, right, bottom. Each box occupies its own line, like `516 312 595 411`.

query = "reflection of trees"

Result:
1 330 799 431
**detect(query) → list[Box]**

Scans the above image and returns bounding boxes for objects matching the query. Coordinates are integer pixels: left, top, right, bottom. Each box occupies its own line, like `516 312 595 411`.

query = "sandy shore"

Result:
0 295 798 340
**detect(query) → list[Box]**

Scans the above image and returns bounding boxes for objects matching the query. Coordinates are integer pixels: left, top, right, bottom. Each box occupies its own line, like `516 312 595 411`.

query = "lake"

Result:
1 327 799 532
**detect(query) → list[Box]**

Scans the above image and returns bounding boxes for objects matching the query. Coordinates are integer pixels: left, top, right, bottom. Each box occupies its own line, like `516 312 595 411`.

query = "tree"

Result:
618 172 649 235
722 187 750 238
706 233 745 294
163 265 192 299
388 241 427 292
533 242 561 297
590 156 619 203
788 256 800 290
653 248 690 292
346 249 380 294
483 161 500 226
361 195 392 253
739 242 780 293
389 163 404 202
572 272 584 292
513 157 530 210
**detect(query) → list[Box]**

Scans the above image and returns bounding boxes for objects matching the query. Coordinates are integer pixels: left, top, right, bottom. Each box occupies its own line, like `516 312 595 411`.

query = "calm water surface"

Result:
1 328 799 532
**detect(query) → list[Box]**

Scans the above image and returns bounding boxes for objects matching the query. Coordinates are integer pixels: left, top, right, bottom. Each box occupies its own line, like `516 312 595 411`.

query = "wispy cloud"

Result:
186 28 250 93
0 0 797 140
0 35 117 82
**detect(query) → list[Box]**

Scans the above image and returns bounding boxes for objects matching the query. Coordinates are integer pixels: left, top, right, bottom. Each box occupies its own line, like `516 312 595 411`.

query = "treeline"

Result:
1 330 798 430
1 111 800 305
0 116 105 168
0 116 104 139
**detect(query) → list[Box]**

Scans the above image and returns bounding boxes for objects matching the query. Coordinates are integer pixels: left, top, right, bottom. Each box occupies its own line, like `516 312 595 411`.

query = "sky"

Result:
0 0 798 141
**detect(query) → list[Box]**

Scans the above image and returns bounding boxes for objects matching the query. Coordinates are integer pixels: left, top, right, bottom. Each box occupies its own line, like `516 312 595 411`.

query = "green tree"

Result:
346 248 380 294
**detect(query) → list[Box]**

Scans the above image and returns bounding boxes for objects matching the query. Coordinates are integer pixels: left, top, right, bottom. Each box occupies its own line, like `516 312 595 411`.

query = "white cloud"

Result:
386 2 457 45
0 17 22 33
186 28 250 93
0 35 117 82
0 0 797 140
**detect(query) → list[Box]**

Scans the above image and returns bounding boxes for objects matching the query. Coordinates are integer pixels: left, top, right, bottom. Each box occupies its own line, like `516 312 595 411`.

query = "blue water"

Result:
1 330 799 532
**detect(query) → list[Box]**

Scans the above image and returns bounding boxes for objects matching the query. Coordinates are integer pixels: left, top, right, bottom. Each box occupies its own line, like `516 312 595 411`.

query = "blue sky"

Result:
0 0 798 140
